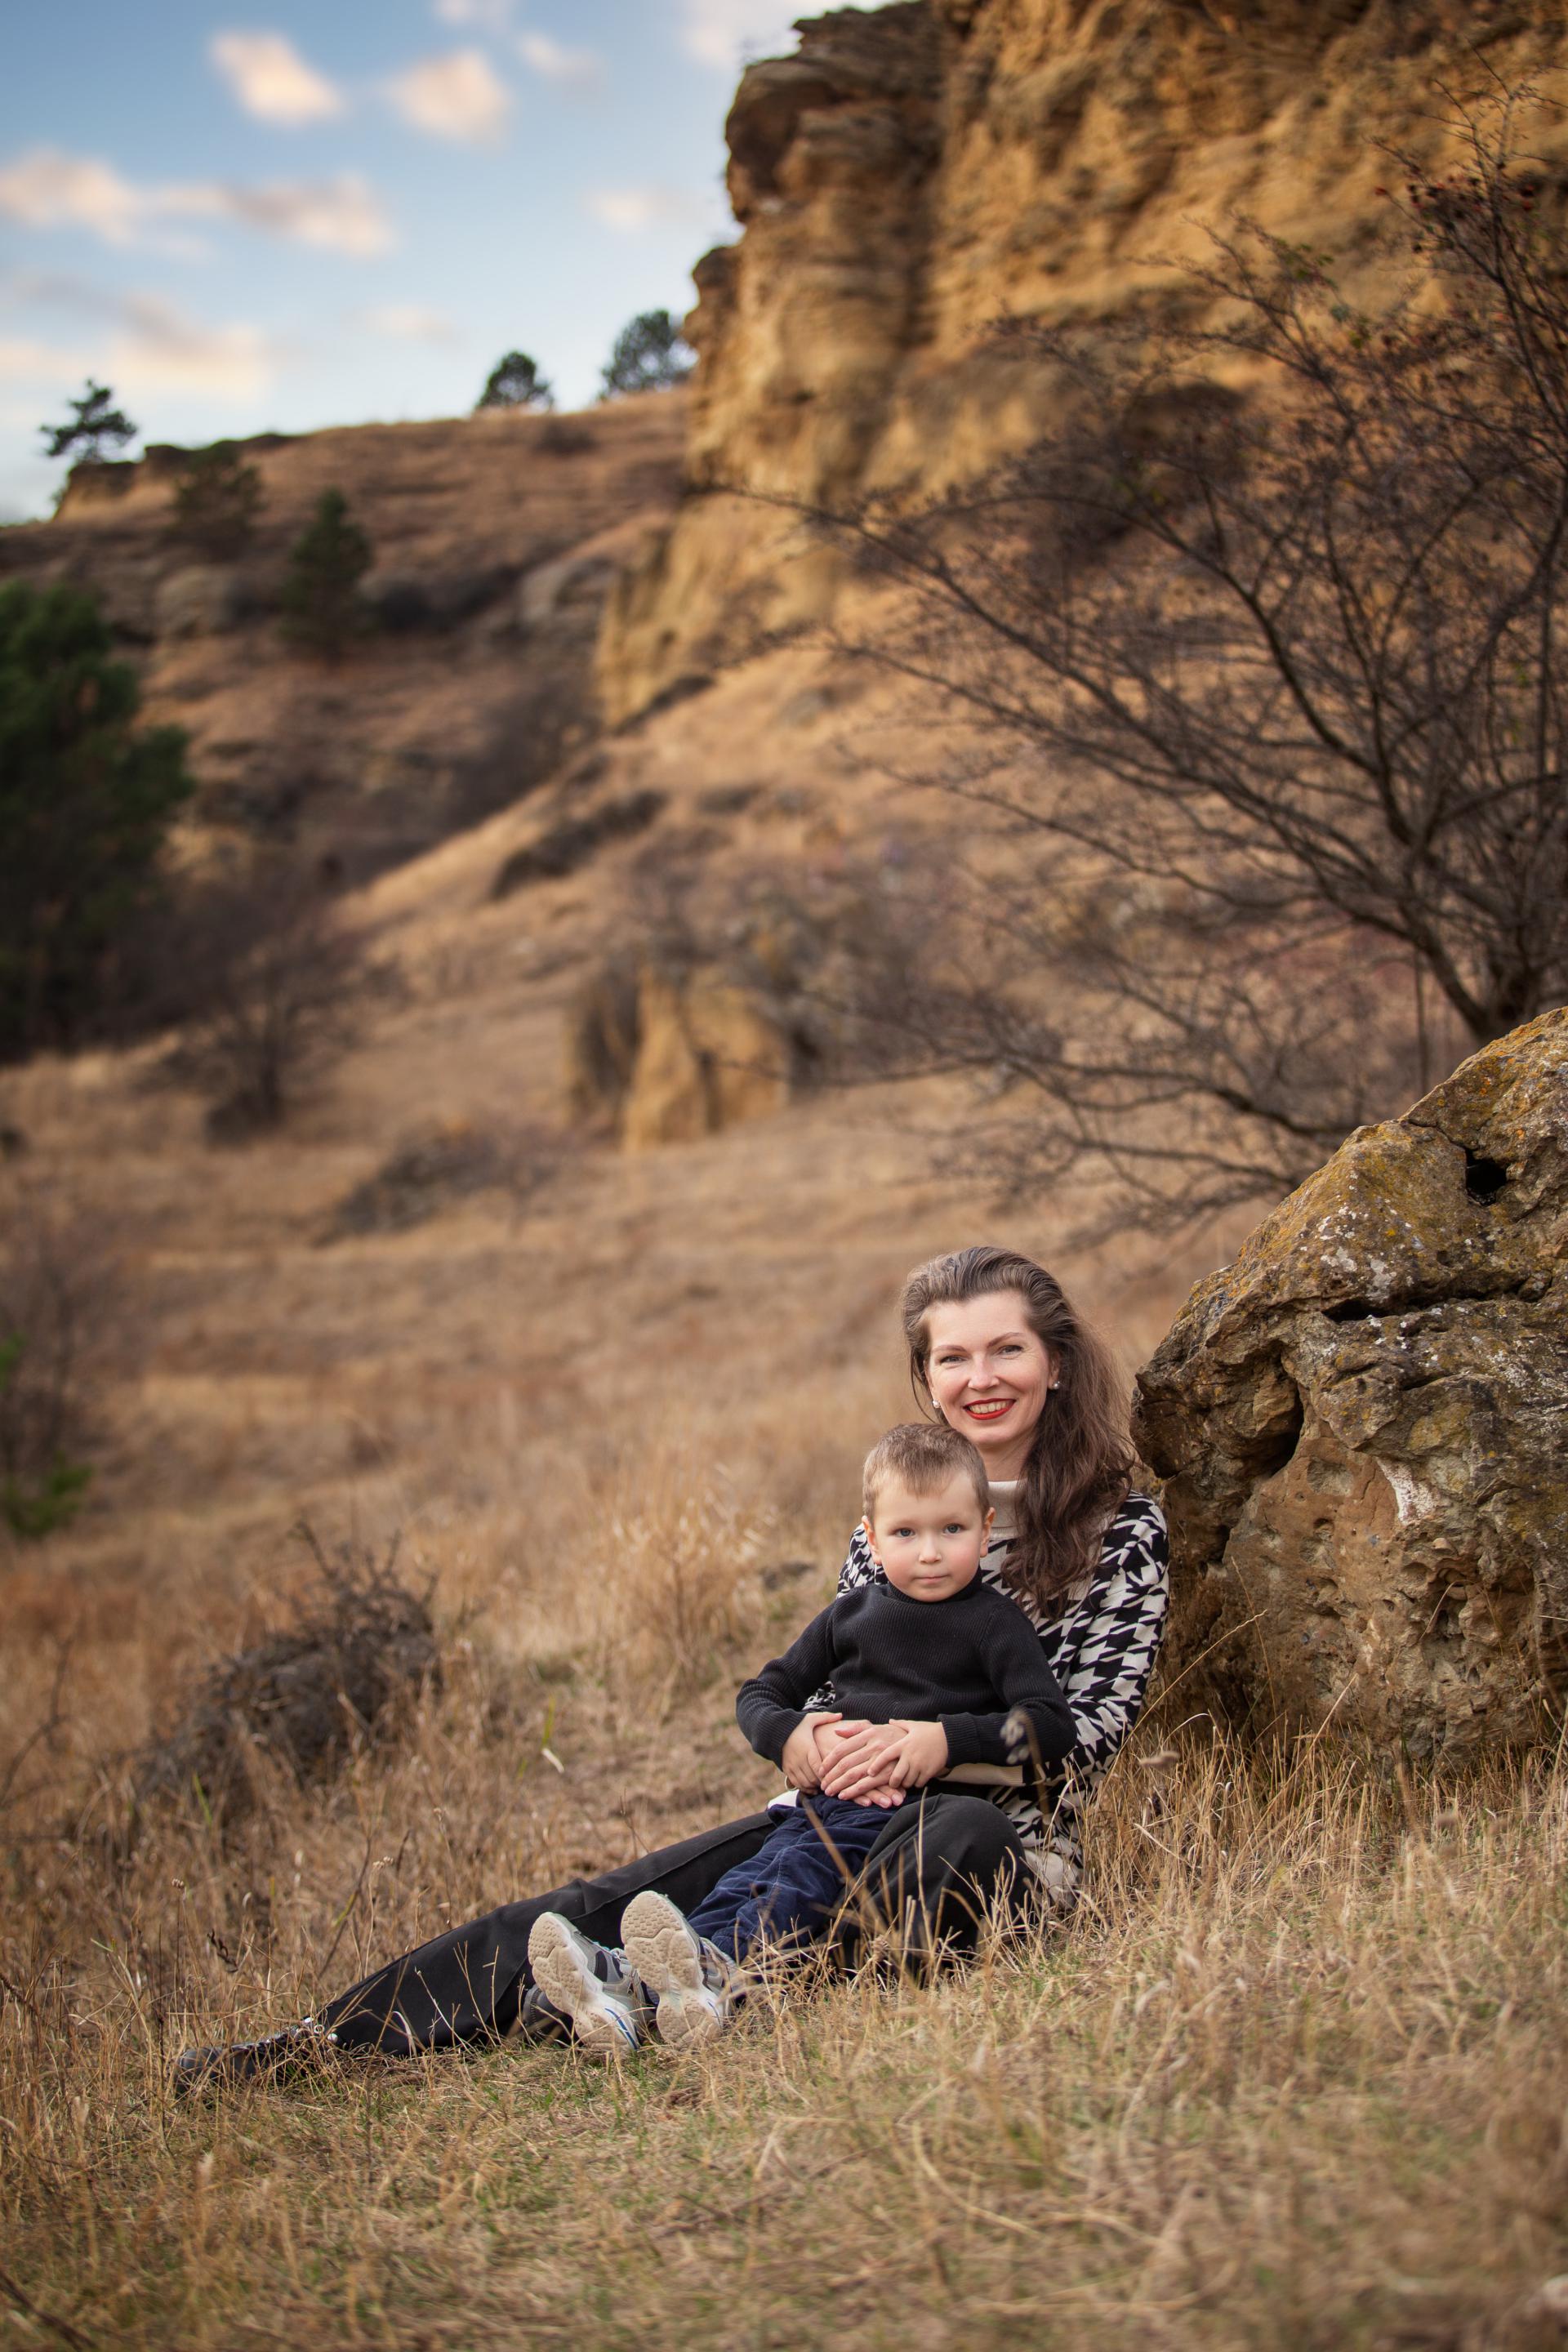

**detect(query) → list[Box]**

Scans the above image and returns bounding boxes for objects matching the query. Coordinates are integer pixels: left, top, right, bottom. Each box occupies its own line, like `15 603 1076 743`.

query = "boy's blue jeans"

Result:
686 1793 898 1962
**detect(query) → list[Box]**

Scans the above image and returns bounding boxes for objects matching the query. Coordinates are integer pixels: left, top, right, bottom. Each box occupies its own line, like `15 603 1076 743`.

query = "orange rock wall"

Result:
600 0 1568 719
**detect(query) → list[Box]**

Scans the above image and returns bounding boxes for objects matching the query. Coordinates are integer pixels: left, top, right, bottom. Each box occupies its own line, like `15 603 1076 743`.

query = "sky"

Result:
0 0 898 521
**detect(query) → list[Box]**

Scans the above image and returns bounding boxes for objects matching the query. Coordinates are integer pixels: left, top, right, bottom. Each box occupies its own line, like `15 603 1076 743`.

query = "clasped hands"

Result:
778 1712 948 1809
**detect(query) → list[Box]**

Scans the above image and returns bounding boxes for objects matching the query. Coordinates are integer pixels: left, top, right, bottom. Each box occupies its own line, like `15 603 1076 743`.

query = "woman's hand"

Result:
884 1721 950 1791
816 1719 910 1802
781 1713 842 1792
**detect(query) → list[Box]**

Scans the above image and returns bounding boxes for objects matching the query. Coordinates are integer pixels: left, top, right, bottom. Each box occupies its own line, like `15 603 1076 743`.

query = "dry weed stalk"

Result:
574 1450 774 1708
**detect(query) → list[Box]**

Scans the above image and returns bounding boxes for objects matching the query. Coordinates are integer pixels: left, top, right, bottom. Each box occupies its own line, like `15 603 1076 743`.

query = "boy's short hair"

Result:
862 1421 990 1524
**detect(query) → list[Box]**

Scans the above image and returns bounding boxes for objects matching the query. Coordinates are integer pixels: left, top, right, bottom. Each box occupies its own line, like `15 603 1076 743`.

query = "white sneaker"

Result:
621 1891 735 2050
525 1913 645 2060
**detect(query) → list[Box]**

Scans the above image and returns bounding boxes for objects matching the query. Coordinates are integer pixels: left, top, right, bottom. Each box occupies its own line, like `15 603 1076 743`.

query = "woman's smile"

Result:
922 1290 1055 1477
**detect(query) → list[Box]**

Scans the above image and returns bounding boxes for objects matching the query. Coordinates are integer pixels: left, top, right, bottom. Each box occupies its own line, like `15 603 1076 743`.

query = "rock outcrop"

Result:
565 953 791 1150
599 0 1568 722
1134 1011 1568 1760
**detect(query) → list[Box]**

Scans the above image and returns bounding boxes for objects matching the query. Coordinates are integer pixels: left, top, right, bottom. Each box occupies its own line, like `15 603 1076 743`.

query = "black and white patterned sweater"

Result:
772 1487 1169 1907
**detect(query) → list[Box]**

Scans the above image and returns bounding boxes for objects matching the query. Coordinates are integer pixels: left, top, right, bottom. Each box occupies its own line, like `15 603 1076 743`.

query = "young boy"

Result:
526 1420 1075 2055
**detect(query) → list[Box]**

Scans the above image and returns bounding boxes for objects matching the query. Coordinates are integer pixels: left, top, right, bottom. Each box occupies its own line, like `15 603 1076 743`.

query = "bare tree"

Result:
156 871 399 1139
791 87 1568 1227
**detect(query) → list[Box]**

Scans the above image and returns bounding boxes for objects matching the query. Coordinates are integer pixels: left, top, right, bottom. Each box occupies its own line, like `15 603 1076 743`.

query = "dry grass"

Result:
5 1548 1568 2352
0 620 1519 2343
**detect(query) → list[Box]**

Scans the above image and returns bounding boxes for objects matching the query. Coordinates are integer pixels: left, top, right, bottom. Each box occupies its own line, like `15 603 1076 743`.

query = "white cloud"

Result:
111 294 278 399
434 0 514 28
0 291 279 403
517 30 603 91
384 50 511 143
354 303 461 345
586 183 725 236
0 148 393 257
0 149 149 248
210 30 344 127
215 173 392 256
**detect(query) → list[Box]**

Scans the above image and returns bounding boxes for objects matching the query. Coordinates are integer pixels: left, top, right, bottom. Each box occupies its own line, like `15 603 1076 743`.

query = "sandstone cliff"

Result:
600 0 1568 722
1134 1010 1568 1760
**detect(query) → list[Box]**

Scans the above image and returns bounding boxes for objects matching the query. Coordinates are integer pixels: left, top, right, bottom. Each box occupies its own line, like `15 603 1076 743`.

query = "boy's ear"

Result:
860 1514 884 1568
982 1505 996 1544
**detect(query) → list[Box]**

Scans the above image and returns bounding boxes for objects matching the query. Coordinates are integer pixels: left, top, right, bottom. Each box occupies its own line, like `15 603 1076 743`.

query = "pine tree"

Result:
39 378 137 465
278 488 372 661
599 310 693 399
0 581 194 1058
474 350 555 411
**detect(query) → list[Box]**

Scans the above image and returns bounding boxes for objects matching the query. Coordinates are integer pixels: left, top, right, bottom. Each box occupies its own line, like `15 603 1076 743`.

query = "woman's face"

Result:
923 1290 1055 1481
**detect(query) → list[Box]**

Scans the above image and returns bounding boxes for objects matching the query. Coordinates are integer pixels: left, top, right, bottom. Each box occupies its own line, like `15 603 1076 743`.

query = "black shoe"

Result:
173 2020 338 2096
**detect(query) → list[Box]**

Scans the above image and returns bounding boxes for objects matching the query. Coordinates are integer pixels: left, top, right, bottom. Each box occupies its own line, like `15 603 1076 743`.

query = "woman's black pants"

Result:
319 1789 1028 2054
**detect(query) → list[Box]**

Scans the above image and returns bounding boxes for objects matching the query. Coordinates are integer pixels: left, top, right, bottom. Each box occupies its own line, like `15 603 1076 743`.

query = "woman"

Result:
177 1244 1167 2087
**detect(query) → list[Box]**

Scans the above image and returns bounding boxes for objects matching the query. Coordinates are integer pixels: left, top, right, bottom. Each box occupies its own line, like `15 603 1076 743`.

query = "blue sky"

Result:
0 1 895 520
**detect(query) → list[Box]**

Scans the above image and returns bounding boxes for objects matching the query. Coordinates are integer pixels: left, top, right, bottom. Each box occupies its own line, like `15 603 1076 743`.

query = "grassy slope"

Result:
3 635 1564 2347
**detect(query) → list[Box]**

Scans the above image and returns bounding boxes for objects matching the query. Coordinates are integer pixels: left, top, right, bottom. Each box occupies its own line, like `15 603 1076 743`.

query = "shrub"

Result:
0 1197 118 1544
0 1340 91 1539
278 488 372 662
133 1529 439 1830
170 440 264 557
537 416 595 456
317 1121 564 1241
0 581 194 1060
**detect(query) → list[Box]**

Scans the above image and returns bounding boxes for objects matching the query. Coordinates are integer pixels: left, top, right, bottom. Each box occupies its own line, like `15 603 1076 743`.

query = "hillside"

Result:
1 394 685 880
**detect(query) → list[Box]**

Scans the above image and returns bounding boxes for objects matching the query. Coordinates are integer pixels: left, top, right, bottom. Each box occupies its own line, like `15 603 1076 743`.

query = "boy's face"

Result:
863 1472 994 1602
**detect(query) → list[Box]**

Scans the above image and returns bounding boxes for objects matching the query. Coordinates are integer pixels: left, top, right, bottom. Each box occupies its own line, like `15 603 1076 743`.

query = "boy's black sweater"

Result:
736 1574 1076 1775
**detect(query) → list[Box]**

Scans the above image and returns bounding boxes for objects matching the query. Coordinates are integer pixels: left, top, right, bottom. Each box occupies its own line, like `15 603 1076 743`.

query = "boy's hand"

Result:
884 1720 950 1790
817 1720 905 1801
855 1783 906 1811
781 1713 841 1792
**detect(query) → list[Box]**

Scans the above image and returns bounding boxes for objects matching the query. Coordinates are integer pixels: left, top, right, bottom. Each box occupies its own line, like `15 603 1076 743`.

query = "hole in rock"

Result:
1250 1387 1304 1476
1463 1152 1508 1204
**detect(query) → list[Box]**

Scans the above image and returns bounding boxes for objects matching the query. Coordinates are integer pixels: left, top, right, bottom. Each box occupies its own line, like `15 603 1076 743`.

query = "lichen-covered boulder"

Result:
1133 1009 1568 1758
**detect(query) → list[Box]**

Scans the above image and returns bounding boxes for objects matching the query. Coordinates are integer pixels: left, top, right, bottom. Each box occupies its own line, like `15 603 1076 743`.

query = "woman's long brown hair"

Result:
901 1244 1134 1614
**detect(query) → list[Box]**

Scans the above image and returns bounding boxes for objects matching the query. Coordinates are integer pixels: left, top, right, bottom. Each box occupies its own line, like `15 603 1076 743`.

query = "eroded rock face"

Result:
621 967 789 1151
600 0 1568 722
1133 1011 1568 1758
564 956 790 1150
